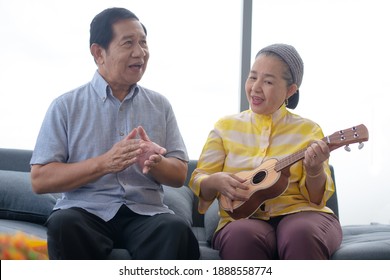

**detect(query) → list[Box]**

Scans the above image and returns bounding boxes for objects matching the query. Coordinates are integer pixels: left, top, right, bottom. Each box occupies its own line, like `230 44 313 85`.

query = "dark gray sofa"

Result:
1 148 390 259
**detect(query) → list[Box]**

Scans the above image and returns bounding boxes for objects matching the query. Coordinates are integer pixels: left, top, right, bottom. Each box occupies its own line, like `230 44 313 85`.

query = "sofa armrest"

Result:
0 170 59 225
0 148 33 172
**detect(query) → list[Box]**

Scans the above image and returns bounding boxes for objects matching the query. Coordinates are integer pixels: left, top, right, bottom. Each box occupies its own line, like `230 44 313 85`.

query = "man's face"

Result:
98 19 149 91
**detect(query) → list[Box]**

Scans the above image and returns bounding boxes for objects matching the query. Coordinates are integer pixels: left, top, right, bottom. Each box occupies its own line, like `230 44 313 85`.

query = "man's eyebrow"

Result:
120 35 135 40
121 34 146 40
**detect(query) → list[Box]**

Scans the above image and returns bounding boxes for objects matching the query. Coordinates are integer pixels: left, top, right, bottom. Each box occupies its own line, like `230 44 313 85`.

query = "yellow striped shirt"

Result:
189 105 335 233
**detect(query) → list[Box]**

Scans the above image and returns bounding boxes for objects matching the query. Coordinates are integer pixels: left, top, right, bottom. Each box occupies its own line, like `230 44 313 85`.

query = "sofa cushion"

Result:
0 170 59 224
331 224 390 260
162 185 193 226
204 199 219 243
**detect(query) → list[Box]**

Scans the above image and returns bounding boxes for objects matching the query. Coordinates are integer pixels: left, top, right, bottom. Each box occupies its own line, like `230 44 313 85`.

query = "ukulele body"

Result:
219 158 290 220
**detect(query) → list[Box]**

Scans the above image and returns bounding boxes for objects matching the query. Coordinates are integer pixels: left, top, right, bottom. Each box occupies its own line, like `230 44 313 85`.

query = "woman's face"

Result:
245 54 296 115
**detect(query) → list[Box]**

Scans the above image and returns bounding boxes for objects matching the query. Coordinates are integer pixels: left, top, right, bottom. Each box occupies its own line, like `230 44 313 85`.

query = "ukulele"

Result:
219 124 369 220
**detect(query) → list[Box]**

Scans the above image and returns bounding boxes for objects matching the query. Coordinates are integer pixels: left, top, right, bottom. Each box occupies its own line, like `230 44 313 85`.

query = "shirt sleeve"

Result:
30 98 69 165
189 122 226 213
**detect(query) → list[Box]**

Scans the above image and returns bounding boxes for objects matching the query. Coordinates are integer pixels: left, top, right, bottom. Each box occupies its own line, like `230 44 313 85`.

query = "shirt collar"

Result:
91 70 139 103
251 104 288 124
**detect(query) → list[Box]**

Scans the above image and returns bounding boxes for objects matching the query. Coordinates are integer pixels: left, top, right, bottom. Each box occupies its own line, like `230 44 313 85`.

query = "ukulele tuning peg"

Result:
344 145 351 152
358 142 364 150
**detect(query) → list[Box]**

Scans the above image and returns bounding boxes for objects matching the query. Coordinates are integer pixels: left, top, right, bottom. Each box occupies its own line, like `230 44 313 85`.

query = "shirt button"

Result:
119 132 124 136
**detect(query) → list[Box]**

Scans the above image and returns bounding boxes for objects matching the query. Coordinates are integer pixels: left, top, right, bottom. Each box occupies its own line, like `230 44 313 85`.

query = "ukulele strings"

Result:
239 148 308 182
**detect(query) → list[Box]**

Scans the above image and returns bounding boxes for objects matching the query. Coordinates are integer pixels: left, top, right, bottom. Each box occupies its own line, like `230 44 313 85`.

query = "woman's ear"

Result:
90 43 104 65
286 84 298 99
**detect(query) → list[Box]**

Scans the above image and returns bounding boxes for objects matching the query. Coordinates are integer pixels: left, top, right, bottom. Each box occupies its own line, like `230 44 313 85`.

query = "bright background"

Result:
1 0 389 226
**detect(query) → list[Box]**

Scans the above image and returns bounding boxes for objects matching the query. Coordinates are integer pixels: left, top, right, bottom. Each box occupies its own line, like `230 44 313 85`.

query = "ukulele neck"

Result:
274 136 329 172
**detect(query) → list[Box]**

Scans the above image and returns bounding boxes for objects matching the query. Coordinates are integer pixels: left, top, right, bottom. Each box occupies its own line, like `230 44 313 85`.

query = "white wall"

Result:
0 0 389 226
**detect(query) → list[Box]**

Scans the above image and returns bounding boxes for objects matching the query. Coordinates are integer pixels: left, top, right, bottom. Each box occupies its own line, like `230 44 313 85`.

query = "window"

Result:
0 0 241 160
251 0 390 225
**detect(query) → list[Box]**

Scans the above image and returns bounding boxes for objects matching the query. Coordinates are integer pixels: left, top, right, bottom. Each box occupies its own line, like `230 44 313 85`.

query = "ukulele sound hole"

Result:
252 171 266 184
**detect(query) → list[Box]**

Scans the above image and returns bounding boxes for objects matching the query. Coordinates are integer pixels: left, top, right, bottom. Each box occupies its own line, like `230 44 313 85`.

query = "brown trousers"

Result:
213 211 342 259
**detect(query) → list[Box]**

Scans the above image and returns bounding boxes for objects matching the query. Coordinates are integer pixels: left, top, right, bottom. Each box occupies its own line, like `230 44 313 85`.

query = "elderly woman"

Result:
190 43 342 260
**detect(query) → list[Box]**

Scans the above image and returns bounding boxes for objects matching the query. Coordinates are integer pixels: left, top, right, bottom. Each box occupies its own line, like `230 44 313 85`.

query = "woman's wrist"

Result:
306 168 324 178
306 165 324 178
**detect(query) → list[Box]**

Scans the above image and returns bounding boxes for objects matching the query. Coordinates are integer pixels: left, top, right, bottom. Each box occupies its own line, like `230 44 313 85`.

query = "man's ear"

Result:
90 43 104 65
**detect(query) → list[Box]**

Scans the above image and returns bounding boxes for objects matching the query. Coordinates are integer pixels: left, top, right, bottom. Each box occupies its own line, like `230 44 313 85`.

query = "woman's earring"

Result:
285 98 289 106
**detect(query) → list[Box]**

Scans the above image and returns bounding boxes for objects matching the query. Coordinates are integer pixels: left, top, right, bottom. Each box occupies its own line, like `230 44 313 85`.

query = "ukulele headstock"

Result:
325 124 369 152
